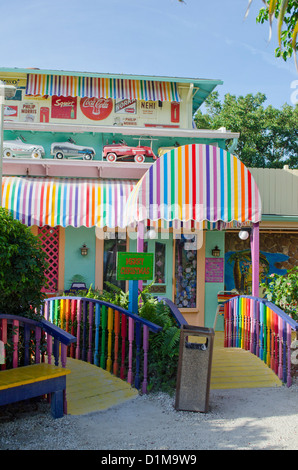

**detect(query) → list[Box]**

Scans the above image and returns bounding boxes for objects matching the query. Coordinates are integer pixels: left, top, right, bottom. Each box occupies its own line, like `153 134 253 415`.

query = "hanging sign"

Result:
80 97 113 120
116 252 154 281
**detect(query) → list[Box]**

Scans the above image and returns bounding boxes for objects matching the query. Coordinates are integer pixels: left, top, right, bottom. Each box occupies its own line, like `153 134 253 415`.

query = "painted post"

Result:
128 219 145 316
137 220 145 296
251 222 260 297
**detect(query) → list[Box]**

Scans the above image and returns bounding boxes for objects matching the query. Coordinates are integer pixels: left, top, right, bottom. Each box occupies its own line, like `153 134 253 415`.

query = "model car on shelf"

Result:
50 138 96 160
3 136 45 159
102 140 157 163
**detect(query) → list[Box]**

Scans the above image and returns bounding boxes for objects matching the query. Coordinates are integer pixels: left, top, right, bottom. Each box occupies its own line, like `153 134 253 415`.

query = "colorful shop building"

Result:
1 67 294 330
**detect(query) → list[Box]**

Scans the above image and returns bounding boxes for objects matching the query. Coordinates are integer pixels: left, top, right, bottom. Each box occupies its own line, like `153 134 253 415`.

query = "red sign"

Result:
80 97 113 121
51 96 77 119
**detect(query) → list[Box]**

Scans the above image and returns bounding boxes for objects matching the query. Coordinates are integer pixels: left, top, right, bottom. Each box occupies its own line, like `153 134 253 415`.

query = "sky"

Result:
1 0 297 110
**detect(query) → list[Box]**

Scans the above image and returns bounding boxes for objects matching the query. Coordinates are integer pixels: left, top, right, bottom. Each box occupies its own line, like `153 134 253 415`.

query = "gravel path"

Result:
0 382 297 451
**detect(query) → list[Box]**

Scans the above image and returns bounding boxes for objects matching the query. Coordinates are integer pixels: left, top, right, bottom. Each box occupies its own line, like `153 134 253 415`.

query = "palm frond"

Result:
268 0 278 41
277 0 289 47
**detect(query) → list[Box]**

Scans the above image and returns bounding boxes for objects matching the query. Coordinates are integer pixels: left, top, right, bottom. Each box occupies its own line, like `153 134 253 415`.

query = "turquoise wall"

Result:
64 227 96 290
204 231 225 330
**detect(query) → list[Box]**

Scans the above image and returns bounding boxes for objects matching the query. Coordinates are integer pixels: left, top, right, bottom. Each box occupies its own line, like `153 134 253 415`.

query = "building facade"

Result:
1 67 295 329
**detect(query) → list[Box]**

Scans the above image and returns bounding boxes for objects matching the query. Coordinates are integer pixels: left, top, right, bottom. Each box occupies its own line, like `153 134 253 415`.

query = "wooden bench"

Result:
0 314 76 419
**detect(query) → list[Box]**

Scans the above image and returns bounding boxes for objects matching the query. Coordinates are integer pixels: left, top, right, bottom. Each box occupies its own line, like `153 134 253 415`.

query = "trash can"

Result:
175 324 215 413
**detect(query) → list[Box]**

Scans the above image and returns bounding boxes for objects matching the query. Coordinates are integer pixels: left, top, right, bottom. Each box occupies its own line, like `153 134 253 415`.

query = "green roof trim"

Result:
0 67 223 112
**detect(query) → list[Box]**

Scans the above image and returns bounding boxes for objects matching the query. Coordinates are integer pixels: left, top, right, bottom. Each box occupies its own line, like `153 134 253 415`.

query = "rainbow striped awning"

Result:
2 177 136 228
25 74 180 102
124 144 262 226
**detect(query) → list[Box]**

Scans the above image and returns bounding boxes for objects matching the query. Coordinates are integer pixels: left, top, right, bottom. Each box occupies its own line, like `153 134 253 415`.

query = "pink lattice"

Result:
38 226 59 292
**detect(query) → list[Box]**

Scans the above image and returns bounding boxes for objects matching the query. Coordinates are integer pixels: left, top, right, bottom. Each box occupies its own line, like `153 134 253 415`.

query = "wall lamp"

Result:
80 243 89 256
212 245 221 257
238 228 251 241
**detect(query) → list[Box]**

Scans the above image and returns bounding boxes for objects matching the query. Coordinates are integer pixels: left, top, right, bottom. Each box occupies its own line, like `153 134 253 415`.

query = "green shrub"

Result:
138 290 180 394
261 267 298 322
78 282 180 394
0 208 48 318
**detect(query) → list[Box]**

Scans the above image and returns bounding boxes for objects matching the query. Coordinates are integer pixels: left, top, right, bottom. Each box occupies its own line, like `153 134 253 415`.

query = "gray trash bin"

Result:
175 324 215 413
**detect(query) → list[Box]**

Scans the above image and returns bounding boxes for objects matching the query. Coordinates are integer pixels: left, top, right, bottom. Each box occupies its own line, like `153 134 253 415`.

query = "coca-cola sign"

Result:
80 97 113 121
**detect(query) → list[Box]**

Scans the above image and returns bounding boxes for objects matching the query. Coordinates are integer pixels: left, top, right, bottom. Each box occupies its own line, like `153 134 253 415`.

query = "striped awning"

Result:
25 74 180 102
124 145 262 227
2 177 136 228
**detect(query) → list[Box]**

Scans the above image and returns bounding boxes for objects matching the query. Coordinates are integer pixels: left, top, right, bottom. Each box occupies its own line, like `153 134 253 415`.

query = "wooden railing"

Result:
156 297 188 327
0 314 76 370
42 296 162 394
223 295 298 386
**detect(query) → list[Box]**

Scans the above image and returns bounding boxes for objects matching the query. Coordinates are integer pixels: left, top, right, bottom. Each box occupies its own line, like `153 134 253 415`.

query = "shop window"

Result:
175 235 197 308
103 233 126 291
143 241 166 287
154 242 166 284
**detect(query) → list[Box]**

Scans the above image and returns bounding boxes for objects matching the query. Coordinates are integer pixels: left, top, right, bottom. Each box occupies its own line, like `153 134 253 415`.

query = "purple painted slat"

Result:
287 323 292 387
142 325 149 394
127 317 134 384
35 327 41 364
12 320 19 368
76 299 82 360
88 302 94 363
61 343 67 368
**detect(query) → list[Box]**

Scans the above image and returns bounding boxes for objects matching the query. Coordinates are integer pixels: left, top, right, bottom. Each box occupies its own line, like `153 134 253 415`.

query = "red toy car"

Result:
102 140 157 163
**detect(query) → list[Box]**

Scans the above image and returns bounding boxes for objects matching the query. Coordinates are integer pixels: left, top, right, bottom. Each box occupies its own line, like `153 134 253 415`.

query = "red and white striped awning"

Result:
2 176 136 228
25 74 181 102
124 145 262 226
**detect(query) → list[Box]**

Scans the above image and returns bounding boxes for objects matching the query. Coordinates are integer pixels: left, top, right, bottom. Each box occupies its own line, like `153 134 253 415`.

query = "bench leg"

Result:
51 390 64 419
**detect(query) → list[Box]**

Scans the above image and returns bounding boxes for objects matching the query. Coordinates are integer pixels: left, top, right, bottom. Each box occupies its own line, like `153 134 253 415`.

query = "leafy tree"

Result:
194 91 298 168
0 208 48 318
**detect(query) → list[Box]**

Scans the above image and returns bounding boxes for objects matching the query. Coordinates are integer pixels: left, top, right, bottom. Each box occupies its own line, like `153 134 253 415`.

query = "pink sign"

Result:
205 258 224 283
80 97 113 121
51 96 77 119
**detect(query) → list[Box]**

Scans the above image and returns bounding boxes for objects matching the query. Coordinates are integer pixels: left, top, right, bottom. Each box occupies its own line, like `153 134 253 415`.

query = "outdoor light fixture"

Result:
80 243 88 256
238 228 251 240
146 229 157 239
212 245 221 257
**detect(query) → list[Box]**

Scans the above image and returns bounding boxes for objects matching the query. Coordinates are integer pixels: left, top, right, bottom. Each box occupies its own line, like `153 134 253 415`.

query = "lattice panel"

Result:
38 226 59 293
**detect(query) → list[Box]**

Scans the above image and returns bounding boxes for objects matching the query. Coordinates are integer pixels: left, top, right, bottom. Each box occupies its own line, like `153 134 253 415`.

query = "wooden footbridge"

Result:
1 295 296 417
65 330 283 416
43 295 296 416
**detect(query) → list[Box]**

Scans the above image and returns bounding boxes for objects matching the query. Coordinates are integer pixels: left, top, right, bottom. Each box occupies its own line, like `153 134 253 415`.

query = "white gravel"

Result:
0 382 297 451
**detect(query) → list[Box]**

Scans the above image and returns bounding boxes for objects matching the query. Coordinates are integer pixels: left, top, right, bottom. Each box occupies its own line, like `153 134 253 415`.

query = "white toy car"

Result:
50 138 95 160
3 136 45 159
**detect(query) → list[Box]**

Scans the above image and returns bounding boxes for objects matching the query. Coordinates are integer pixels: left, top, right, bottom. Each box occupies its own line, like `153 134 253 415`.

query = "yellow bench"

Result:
0 315 76 419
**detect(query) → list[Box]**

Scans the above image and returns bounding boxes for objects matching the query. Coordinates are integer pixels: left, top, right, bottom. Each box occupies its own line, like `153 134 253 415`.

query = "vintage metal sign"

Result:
116 252 154 281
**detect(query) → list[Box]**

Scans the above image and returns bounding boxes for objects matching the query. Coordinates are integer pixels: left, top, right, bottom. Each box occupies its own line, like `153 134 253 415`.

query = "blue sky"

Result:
1 0 297 109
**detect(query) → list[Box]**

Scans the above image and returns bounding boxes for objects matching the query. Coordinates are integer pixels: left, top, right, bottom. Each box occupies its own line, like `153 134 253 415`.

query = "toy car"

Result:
50 138 95 160
102 140 157 163
3 136 45 159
